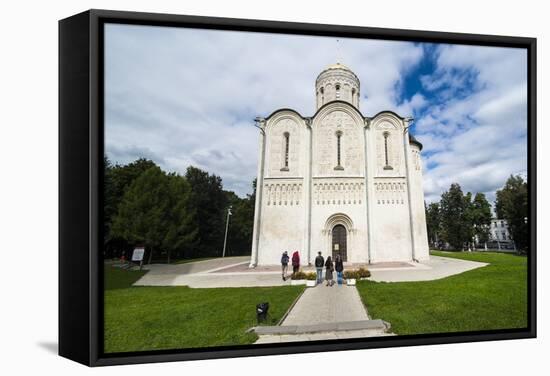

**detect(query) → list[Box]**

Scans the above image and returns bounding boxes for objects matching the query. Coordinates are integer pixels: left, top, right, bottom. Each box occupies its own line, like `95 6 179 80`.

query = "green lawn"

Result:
104 265 148 290
103 265 304 353
356 251 528 335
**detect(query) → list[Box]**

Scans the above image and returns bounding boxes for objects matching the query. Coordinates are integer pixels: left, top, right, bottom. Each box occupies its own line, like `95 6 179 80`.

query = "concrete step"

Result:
252 319 391 335
253 320 394 344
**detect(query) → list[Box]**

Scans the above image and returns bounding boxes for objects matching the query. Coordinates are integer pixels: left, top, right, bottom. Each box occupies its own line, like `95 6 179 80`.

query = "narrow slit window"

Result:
334 130 344 170
281 132 290 171
383 131 393 170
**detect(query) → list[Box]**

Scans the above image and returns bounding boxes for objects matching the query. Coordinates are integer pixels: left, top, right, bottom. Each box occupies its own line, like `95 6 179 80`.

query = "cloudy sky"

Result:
104 23 527 204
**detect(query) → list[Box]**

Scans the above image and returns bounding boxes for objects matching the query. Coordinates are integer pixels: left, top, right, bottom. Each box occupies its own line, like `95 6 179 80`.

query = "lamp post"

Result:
222 206 233 258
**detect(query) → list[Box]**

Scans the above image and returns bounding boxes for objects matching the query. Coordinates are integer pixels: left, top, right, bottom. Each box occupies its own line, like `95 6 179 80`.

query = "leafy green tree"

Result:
162 173 198 262
112 166 168 263
103 158 158 251
224 179 256 256
109 158 158 205
185 166 228 257
471 193 492 245
495 175 529 252
425 201 441 246
463 192 475 249
439 183 469 250
111 166 197 263
104 156 116 246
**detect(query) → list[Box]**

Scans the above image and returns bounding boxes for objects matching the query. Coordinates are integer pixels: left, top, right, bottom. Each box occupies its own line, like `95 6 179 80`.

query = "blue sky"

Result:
104 24 527 204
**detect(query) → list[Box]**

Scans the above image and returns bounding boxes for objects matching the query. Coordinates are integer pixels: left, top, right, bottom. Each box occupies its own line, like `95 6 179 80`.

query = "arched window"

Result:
335 84 341 99
320 87 325 105
383 131 393 170
351 88 356 104
334 130 344 170
281 132 290 171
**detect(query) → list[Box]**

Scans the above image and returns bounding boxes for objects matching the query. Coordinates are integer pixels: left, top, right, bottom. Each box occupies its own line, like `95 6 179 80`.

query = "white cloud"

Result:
104 24 423 196
104 25 527 203
416 44 527 204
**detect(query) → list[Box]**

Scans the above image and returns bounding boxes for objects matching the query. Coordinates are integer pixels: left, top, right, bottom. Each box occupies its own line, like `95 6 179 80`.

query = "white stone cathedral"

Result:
249 63 429 266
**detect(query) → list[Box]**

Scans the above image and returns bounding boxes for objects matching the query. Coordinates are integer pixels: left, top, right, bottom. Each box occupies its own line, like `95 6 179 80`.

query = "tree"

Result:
439 183 469 250
112 166 169 263
224 179 256 256
463 192 475 250
471 193 492 246
111 166 197 263
425 202 441 246
103 156 116 247
103 158 158 253
495 175 529 252
185 166 228 258
161 173 198 263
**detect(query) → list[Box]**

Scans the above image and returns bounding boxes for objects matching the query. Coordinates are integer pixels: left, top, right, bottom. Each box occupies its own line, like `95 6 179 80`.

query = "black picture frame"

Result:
59 8 537 367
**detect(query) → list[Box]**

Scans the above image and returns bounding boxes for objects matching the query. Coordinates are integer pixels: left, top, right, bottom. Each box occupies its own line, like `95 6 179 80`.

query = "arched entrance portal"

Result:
332 224 347 261
324 213 354 262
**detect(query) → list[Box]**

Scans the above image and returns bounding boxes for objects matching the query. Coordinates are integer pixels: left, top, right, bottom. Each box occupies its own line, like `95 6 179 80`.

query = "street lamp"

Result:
222 206 233 258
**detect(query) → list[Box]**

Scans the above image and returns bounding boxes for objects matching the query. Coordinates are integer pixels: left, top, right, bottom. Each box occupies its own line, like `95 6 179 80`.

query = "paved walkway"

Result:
254 284 392 343
283 284 369 325
133 256 254 287
368 255 488 282
132 255 488 288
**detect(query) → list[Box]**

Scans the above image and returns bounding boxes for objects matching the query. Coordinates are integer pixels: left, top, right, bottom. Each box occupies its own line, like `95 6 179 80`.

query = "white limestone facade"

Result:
249 63 429 266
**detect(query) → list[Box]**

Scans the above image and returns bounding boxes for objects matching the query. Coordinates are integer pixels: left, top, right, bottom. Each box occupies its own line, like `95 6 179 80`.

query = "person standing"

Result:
291 251 300 276
325 256 334 286
281 251 290 281
314 251 324 285
335 254 344 286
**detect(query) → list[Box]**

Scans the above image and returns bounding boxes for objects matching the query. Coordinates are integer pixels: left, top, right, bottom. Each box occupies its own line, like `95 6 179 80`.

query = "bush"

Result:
290 271 307 280
342 268 371 280
343 270 358 279
305 272 317 280
357 267 371 278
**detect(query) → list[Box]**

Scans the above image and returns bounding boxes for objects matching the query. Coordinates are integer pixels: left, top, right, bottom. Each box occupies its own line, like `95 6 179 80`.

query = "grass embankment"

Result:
104 264 303 353
356 251 527 335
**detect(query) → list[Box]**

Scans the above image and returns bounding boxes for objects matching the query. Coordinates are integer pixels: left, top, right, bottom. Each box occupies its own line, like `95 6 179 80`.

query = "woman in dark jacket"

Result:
335 254 344 286
291 251 300 276
325 256 334 286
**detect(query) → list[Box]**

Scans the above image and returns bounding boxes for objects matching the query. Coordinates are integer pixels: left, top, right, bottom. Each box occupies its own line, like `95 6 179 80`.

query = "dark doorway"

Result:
331 224 347 261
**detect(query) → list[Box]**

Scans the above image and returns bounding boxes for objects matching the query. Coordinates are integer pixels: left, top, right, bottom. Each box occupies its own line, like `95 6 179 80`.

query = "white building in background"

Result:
484 219 515 251
488 219 513 243
249 63 430 266
489 219 511 241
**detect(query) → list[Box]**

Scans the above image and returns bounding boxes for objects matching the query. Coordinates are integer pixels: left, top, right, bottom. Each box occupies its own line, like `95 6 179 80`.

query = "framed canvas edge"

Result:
58 8 537 367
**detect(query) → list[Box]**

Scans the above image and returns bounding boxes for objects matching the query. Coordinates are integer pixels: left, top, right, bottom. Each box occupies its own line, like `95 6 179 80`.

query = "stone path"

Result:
254 284 392 343
133 256 255 287
368 255 488 282
131 255 488 288
283 284 369 325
